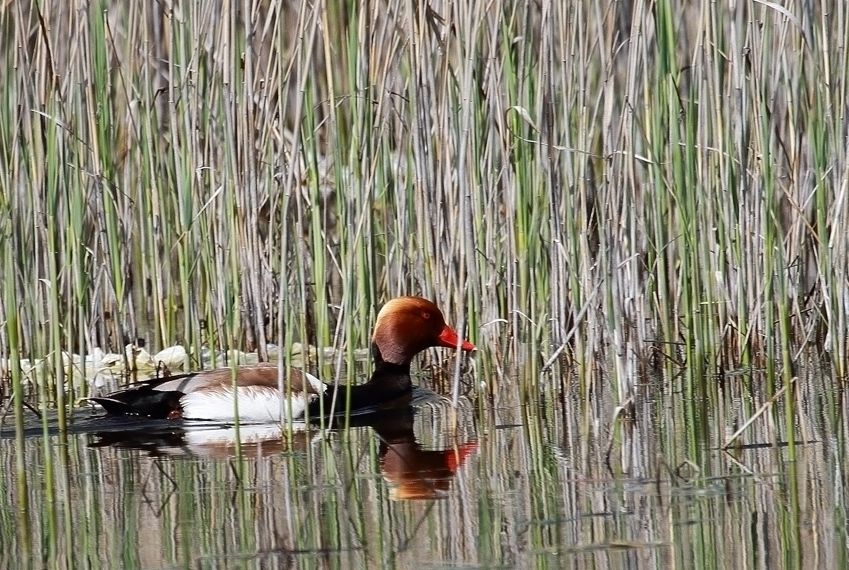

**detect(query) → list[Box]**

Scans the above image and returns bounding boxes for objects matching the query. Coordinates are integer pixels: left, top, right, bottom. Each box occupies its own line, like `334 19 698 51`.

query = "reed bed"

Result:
1 0 847 414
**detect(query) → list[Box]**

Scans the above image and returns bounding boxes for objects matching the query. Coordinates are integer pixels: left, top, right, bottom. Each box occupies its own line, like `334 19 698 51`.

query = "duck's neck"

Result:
367 343 413 391
309 343 413 417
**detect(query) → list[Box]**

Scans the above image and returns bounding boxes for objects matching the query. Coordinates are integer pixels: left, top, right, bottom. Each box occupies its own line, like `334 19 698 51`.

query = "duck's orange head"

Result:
372 296 476 366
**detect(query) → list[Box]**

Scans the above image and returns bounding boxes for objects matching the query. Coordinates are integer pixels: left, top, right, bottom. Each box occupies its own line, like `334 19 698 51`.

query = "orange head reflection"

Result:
380 439 478 500
367 406 478 500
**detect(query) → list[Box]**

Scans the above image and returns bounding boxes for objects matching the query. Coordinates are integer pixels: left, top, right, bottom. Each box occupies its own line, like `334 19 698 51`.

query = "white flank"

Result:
180 385 318 423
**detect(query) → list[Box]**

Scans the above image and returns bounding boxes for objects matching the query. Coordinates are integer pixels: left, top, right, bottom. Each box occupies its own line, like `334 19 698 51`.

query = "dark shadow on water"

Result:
0 411 182 440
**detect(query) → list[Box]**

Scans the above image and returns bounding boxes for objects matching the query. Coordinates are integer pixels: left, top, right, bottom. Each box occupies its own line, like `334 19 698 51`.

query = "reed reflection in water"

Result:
1 365 849 569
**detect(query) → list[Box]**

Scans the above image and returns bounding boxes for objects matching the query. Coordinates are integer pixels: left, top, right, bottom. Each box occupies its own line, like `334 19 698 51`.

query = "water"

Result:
1 362 848 569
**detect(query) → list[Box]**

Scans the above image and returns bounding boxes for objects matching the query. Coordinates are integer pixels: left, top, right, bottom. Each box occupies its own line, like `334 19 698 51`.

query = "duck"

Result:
88 296 475 423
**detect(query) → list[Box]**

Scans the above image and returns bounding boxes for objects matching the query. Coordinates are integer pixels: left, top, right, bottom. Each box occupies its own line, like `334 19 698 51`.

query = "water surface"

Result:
1 363 847 569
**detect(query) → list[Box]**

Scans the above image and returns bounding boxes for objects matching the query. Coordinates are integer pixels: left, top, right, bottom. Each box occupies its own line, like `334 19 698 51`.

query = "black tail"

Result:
87 397 137 415
88 389 184 419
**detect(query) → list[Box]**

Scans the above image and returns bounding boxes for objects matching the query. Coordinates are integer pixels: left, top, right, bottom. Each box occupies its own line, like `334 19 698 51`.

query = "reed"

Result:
0 1 846 418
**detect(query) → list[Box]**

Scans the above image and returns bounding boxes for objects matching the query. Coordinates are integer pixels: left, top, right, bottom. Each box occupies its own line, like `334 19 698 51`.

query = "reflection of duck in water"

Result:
367 407 478 501
88 420 304 458
90 404 478 500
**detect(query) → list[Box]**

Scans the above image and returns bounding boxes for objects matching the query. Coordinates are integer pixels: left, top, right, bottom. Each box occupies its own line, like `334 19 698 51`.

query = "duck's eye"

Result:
421 311 431 320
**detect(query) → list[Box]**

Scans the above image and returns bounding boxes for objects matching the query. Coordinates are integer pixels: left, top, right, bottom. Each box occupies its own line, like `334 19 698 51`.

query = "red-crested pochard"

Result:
89 296 475 422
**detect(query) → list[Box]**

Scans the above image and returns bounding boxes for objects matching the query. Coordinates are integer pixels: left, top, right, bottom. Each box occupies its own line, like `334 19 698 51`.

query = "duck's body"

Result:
89 297 475 422
91 364 326 422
